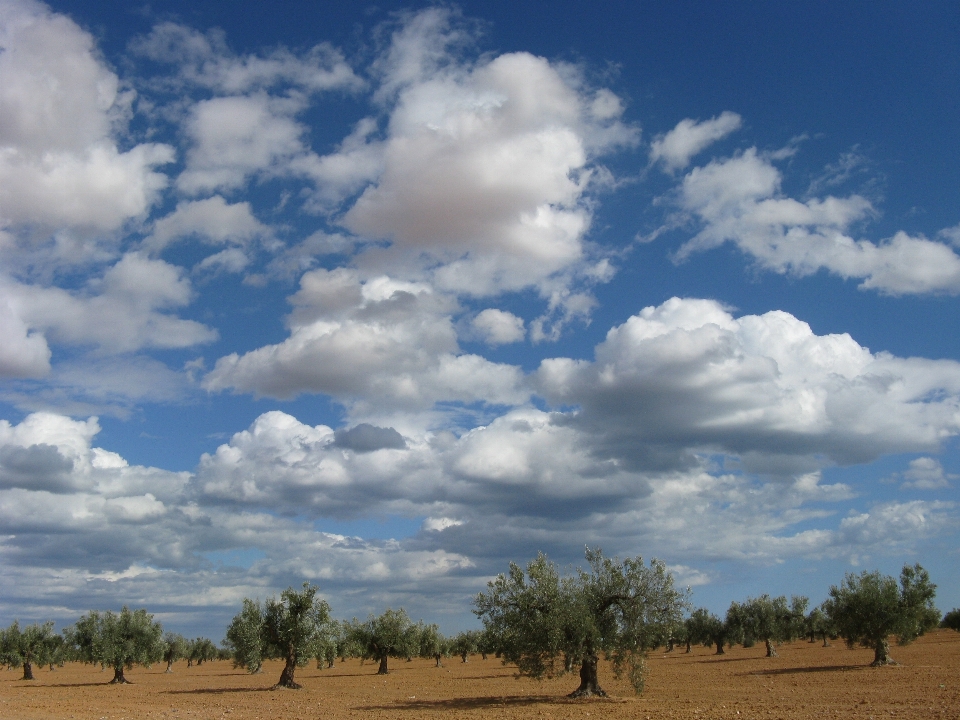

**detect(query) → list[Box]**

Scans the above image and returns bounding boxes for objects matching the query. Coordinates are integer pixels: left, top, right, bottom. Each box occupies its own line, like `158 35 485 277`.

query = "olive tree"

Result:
162 633 188 672
415 623 449 667
824 563 939 666
451 630 480 663
474 548 688 698
66 607 165 684
942 608 960 632
804 606 835 647
347 608 419 675
313 619 342 669
187 637 218 666
727 595 807 657
224 582 332 689
1 621 57 680
686 608 736 655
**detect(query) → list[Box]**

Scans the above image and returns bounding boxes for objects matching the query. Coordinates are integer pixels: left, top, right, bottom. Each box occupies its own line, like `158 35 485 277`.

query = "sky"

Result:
1 0 959 638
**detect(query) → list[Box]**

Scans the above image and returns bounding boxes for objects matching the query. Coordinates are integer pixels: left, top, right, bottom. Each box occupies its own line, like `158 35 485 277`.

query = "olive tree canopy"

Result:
685 608 736 655
0 621 58 680
347 608 419 675
66 607 164 684
824 563 939 666
415 622 448 667
942 608 960 632
727 594 807 658
474 548 689 697
225 582 332 689
162 633 188 673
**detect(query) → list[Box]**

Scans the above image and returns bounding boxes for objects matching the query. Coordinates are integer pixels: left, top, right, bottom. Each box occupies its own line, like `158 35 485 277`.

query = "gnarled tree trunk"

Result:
377 655 389 675
275 646 301 689
110 666 130 684
21 662 34 681
569 653 606 698
764 638 778 658
714 639 725 655
434 654 443 667
871 638 896 666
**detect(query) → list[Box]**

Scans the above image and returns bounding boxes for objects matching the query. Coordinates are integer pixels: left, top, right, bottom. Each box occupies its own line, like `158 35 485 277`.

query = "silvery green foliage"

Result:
225 598 265 673
685 607 735 654
474 548 689 696
0 621 58 680
804 606 836 646
726 594 808 657
66 607 164 683
187 636 218 665
451 629 480 662
347 608 420 674
162 632 188 671
414 622 448 666
824 563 939 666
225 583 332 688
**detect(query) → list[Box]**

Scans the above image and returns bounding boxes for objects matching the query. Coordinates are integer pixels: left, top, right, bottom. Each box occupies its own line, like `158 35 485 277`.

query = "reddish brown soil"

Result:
2 631 958 720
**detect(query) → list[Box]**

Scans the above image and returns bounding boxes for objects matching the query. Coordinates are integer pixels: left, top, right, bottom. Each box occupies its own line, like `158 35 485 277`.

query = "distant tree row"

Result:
0 608 221 683
679 564 941 667
3 553 954 698
223 585 496 688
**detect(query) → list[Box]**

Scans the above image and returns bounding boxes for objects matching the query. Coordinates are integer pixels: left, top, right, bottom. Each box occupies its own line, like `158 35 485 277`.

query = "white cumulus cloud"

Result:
203 268 526 408
672 147 960 295
537 296 960 474
0 0 173 238
471 308 526 345
649 111 742 171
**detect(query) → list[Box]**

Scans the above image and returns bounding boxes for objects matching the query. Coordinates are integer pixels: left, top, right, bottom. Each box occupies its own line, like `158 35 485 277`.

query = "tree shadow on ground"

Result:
163 686 276 695
17 682 146 688
744 665 864 676
357 694 629 711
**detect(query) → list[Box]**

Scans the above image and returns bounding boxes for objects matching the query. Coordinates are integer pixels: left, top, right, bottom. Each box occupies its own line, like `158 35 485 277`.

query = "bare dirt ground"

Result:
1 630 957 720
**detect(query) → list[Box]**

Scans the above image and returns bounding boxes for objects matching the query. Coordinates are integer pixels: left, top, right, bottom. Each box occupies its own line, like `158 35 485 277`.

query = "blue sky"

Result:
1 0 958 638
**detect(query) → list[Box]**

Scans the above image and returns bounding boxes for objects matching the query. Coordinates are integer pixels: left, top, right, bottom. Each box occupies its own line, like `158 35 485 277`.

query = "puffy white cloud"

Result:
897 457 954 490
203 268 526 408
673 148 960 295
537 296 960 473
471 308 525 345
0 0 173 235
0 412 189 499
834 501 956 559
649 111 742 171
321 9 637 299
196 410 427 516
0 296 51 378
129 21 363 200
177 94 307 194
144 196 269 253
3 253 217 353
